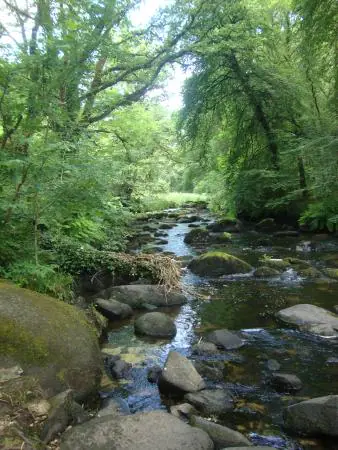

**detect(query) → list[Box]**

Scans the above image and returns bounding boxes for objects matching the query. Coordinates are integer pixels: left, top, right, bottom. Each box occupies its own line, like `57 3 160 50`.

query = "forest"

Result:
0 0 337 296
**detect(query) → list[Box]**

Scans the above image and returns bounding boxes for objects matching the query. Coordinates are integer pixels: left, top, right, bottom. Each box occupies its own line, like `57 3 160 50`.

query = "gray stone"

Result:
190 416 251 449
61 410 214 450
271 373 303 392
184 228 210 244
95 298 133 320
170 403 197 420
106 285 187 308
98 397 130 417
158 351 206 394
192 341 219 355
184 389 233 415
284 395 338 437
276 304 338 337
134 312 176 338
207 329 244 350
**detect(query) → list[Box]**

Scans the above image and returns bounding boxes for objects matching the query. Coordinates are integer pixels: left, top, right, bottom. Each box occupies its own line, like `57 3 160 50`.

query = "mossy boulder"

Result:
0 282 102 399
258 258 289 270
254 266 281 277
188 252 252 277
207 217 240 233
284 257 311 270
184 228 210 245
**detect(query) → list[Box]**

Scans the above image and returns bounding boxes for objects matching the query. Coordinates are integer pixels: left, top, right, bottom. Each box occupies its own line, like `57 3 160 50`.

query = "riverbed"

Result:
101 206 338 450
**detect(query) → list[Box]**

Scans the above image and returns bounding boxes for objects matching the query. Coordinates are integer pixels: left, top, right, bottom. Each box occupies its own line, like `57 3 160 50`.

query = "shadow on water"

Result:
103 210 338 449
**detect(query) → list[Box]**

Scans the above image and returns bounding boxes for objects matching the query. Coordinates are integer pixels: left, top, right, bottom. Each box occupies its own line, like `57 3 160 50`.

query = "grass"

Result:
140 192 208 212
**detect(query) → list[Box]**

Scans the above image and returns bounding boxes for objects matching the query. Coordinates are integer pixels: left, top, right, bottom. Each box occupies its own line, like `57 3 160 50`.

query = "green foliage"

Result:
2 262 73 301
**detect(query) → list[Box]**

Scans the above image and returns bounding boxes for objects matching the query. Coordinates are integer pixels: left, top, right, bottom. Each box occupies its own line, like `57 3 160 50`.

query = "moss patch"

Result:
189 251 252 277
324 268 338 280
0 282 102 398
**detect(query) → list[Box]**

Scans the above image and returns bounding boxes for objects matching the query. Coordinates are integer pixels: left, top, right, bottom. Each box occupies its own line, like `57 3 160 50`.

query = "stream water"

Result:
101 207 338 450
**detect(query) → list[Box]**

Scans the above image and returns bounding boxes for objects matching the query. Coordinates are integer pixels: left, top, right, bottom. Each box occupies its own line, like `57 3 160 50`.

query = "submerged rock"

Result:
194 361 224 382
207 329 244 350
189 252 252 277
276 304 338 337
61 410 214 450
147 365 162 383
106 285 187 308
190 416 251 449
134 312 177 338
95 298 133 320
0 282 101 399
270 373 303 393
284 395 338 437
192 341 219 355
158 351 205 394
184 389 233 415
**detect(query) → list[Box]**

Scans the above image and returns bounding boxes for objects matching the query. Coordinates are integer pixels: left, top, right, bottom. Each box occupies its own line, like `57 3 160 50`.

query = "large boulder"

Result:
158 351 206 394
207 329 244 350
284 395 338 437
61 410 214 450
184 389 233 415
105 285 187 308
190 416 251 449
134 312 177 338
95 298 133 320
188 252 252 277
0 282 101 399
276 304 338 337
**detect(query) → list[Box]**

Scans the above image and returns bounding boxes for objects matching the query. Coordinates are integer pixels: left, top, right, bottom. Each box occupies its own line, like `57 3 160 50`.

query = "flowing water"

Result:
101 208 338 449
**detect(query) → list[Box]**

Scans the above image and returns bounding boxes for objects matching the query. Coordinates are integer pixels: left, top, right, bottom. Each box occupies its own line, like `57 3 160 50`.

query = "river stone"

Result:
194 361 224 382
190 416 251 448
106 285 187 308
223 448 275 450
324 268 338 280
274 230 299 237
271 373 303 392
61 410 214 450
189 252 252 277
95 298 133 320
0 282 101 399
276 304 338 336
207 218 239 233
171 403 197 420
184 389 233 415
284 395 338 436
207 329 244 350
147 365 162 383
134 312 177 338
184 228 210 244
254 266 281 277
98 397 131 417
158 351 206 394
192 341 219 355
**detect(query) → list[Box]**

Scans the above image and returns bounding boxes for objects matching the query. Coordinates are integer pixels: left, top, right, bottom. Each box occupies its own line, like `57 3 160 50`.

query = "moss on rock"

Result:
188 252 252 277
254 266 281 277
324 268 338 280
0 281 102 399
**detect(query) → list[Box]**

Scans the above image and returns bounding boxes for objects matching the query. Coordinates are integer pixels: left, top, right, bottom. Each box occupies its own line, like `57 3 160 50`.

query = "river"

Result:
101 205 338 450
